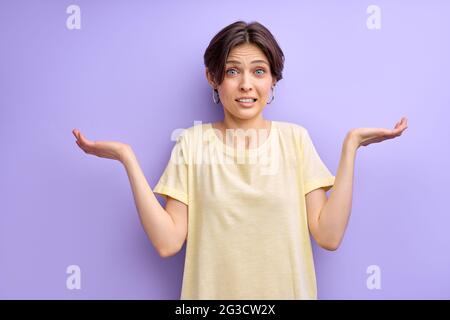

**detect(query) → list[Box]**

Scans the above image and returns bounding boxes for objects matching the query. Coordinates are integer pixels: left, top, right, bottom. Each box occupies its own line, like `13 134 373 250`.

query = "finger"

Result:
76 140 91 154
398 121 407 129
75 140 84 151
394 126 404 133
78 132 90 145
395 127 406 136
75 130 82 141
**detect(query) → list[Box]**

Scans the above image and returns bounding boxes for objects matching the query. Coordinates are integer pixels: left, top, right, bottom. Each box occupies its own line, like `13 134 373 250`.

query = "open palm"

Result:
350 117 408 148
72 129 129 162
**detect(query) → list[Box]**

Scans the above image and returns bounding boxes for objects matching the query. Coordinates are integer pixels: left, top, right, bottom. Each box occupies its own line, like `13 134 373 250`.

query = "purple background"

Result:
1 0 449 299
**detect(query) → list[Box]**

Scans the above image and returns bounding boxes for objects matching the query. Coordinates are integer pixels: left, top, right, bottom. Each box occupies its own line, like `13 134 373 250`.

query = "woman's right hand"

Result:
72 129 130 162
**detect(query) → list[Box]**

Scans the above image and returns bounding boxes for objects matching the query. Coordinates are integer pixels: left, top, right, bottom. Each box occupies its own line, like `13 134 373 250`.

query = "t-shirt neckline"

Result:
207 121 277 157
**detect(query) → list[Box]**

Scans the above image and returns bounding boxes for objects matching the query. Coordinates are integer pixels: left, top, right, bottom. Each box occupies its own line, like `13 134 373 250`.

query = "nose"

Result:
239 72 253 92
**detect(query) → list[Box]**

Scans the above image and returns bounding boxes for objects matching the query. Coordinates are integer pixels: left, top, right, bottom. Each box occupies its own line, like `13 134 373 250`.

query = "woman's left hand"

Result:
347 117 408 149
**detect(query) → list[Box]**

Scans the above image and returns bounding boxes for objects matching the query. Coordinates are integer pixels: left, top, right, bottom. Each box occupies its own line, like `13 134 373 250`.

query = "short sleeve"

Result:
300 128 335 195
153 132 189 205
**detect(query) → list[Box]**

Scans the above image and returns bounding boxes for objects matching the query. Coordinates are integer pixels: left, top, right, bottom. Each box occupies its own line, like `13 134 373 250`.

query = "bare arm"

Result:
306 117 408 250
121 147 187 257
72 129 188 257
306 134 356 251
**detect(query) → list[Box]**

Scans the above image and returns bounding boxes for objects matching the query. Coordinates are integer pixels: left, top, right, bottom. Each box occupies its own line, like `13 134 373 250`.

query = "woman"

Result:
72 21 408 300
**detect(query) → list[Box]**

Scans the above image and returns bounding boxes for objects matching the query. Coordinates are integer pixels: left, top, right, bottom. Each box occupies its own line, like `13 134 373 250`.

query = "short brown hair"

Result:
204 21 285 86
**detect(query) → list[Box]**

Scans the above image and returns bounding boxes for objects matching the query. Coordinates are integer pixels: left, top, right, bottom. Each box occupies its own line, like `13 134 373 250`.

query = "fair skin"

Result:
306 117 408 250
206 43 276 149
71 132 188 257
72 42 408 255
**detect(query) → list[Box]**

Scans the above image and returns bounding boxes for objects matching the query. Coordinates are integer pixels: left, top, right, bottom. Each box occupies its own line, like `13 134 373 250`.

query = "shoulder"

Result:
183 121 211 137
273 120 309 138
172 121 213 145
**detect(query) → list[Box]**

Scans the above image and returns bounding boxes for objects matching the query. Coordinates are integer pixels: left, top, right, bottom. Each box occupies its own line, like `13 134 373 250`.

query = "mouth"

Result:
235 98 257 108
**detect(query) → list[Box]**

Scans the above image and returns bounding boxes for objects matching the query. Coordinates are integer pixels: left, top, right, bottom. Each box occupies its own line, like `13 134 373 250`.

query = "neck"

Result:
222 113 269 131
213 113 272 149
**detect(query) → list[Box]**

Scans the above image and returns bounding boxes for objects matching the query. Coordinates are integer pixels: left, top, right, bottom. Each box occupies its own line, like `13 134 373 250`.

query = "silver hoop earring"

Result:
267 86 275 104
213 89 220 104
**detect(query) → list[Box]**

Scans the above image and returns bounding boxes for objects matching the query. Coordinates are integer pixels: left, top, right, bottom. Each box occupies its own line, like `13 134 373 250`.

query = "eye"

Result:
226 68 238 76
255 68 265 75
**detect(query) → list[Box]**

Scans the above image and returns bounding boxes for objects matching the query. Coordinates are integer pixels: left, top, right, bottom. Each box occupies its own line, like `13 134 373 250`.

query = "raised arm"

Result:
72 129 187 257
121 148 188 257
306 117 408 251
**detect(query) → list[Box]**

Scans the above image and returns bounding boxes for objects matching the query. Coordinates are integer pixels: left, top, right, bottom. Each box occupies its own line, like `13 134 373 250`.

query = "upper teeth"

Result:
238 98 255 102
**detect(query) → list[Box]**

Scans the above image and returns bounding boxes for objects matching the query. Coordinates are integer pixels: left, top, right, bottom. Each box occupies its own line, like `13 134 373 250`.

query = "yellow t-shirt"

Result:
153 120 335 300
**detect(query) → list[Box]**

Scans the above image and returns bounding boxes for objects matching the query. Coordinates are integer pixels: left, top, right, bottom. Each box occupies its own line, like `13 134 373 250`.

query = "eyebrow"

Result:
226 60 269 66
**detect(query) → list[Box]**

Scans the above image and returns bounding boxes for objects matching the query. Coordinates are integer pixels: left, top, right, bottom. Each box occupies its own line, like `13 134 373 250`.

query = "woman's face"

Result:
207 43 276 121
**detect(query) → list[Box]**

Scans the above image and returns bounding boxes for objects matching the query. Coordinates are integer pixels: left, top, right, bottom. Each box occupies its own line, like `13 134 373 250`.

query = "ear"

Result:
205 68 217 89
272 79 277 87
